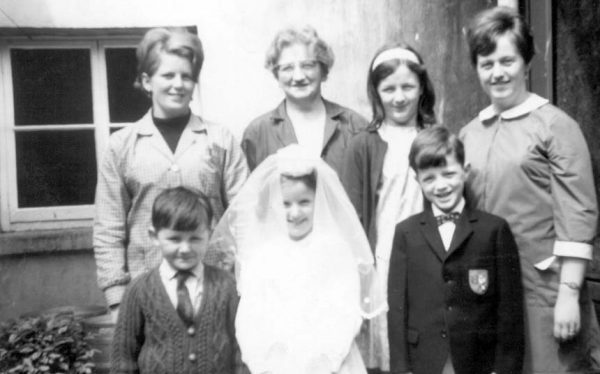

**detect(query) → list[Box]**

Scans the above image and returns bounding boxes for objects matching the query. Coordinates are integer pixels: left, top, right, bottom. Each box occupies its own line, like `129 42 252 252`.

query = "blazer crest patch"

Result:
468 269 489 295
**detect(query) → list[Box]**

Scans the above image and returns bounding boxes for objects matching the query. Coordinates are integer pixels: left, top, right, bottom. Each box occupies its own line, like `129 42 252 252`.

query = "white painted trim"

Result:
0 40 11 231
11 205 94 223
13 124 96 131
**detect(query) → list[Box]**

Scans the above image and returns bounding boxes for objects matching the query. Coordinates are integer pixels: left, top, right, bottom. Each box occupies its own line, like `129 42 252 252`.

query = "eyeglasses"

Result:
275 60 320 76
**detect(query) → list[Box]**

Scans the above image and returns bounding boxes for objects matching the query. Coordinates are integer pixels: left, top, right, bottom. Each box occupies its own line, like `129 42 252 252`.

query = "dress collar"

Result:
478 93 549 122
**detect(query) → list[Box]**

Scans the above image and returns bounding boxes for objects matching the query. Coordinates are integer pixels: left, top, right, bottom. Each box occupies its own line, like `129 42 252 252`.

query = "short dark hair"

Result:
280 171 317 192
367 42 436 130
151 186 213 231
466 6 535 66
134 27 204 95
409 125 464 172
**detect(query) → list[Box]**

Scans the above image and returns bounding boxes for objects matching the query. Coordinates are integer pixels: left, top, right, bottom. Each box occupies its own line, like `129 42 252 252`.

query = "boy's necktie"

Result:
175 270 195 326
436 212 460 226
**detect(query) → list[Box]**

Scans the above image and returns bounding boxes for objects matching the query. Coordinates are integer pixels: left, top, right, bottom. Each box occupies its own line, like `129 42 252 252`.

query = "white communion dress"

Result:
236 234 365 374
209 145 386 374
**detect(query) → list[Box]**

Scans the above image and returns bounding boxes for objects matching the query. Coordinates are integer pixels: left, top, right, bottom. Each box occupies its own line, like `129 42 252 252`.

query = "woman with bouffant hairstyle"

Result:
94 27 248 320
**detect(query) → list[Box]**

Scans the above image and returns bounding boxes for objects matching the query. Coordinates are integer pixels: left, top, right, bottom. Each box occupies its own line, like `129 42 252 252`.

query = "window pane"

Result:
16 130 97 207
11 49 93 125
106 48 150 123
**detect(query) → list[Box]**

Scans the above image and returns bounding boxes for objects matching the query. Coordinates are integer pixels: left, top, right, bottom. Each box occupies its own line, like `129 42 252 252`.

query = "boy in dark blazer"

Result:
387 126 524 374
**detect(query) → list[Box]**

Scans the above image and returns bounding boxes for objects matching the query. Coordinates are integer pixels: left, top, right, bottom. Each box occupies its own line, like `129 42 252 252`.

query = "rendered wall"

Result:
0 0 492 319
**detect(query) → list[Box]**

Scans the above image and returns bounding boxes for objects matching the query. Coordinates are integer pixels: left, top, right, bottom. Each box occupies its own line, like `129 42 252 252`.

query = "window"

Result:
0 35 151 231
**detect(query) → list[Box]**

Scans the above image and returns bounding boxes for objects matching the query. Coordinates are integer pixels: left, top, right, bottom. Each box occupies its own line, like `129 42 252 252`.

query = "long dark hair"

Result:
366 42 436 130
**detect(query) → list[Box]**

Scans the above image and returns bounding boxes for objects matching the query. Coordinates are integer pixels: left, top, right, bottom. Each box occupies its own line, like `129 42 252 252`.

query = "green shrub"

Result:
0 312 96 374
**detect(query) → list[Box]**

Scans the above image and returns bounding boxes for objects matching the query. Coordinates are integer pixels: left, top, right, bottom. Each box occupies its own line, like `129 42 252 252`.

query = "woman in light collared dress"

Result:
342 43 437 372
94 28 248 318
460 7 600 374
242 25 368 177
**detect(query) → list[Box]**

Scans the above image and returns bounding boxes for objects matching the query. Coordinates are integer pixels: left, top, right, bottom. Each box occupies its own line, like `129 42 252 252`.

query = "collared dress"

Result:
241 99 368 176
460 93 600 374
94 111 248 307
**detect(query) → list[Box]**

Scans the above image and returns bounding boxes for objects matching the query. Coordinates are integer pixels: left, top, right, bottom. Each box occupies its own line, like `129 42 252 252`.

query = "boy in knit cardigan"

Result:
111 187 247 374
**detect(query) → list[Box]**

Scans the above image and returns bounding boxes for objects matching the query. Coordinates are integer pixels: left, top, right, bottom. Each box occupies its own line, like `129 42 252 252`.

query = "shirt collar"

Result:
159 259 204 281
431 197 465 218
478 93 549 122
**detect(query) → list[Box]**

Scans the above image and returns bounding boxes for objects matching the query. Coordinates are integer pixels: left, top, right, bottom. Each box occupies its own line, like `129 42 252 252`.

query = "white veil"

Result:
208 145 385 319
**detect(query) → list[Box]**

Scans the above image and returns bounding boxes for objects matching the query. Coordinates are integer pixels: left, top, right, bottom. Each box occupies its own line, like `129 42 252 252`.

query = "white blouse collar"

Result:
478 93 549 122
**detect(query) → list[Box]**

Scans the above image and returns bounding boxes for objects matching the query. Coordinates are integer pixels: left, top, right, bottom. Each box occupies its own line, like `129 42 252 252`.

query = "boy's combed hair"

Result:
152 186 213 231
409 125 464 171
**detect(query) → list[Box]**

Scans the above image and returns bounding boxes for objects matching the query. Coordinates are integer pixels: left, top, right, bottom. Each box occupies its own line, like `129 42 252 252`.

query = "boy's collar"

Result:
159 259 204 280
431 197 465 217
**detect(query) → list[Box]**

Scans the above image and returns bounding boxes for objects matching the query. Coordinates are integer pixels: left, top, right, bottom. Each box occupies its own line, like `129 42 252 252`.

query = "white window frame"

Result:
0 35 142 232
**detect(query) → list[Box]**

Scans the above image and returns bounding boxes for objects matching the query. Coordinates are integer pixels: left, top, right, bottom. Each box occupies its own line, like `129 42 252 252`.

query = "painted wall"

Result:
0 250 105 320
0 0 492 138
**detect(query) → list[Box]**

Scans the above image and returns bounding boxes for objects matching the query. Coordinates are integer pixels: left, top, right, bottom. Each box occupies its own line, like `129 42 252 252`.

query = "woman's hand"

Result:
553 257 585 341
554 284 581 341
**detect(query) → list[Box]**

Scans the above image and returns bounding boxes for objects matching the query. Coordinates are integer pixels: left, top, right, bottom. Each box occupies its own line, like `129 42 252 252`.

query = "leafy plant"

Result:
0 312 96 374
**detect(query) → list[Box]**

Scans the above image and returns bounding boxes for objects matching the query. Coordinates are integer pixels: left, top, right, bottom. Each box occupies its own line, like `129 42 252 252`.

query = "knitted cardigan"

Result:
111 265 248 374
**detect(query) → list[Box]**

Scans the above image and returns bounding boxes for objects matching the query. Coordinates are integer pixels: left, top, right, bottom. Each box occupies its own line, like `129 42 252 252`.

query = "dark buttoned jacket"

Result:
388 207 524 374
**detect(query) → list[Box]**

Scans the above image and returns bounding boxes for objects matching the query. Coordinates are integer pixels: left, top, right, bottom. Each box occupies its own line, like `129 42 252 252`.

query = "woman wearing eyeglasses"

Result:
241 25 368 177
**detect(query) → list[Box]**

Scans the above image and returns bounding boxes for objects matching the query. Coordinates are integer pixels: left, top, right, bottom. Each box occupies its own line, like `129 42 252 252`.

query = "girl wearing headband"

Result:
342 42 437 373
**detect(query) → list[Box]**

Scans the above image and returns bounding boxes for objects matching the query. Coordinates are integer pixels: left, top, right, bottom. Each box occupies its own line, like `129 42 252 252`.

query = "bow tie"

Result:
436 212 461 226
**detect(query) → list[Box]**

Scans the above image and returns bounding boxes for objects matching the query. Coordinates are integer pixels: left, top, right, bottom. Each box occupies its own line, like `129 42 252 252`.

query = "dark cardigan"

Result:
111 265 248 374
341 127 388 251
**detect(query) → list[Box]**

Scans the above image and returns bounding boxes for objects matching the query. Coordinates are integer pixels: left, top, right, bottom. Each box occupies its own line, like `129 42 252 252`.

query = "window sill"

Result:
0 227 92 256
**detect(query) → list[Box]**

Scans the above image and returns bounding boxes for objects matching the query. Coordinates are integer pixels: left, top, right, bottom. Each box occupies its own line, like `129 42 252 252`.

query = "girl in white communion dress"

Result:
210 145 385 374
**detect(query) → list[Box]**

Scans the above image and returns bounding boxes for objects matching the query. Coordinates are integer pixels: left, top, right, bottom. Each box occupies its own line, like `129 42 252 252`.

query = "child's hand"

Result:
553 285 581 341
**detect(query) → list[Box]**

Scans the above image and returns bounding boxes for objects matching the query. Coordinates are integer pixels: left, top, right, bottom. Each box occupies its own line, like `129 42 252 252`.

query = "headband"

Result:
371 47 420 70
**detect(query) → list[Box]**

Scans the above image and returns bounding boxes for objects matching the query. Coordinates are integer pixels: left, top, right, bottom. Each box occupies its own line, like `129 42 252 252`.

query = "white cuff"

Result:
553 240 593 260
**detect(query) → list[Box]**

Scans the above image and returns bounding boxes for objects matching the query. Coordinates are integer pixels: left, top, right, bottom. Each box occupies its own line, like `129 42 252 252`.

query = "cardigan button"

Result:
187 327 195 336
188 353 197 362
441 330 447 339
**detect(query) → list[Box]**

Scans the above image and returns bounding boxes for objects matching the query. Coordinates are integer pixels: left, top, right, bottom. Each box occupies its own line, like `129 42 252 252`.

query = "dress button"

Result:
187 326 195 336
446 305 452 311
441 330 447 339
170 164 180 172
188 353 197 362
